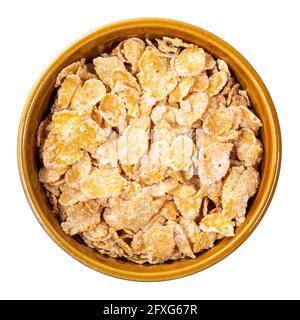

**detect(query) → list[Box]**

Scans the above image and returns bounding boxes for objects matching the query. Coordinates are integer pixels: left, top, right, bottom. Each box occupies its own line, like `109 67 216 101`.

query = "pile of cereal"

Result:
37 37 263 264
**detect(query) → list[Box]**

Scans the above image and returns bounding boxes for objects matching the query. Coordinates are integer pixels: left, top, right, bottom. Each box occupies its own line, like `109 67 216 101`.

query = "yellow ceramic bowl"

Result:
18 18 281 281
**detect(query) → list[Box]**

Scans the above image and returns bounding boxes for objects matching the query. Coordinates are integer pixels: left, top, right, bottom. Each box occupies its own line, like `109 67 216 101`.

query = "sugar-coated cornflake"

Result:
216 129 239 142
161 135 194 171
103 194 162 233
149 140 170 167
42 132 84 170
93 56 126 86
201 196 209 217
199 212 235 237
96 132 119 166
176 92 208 126
152 127 175 145
61 200 101 235
203 107 234 136
111 230 134 256
222 166 259 224
143 177 178 197
59 185 87 206
169 76 195 104
191 72 209 93
168 221 195 258
111 69 140 92
36 115 51 148
159 201 179 221
172 185 203 220
157 37 194 54
138 162 165 185
236 128 263 167
143 224 176 263
120 182 142 200
82 221 109 242
205 53 216 70
118 126 148 165
179 218 200 241
91 106 103 126
174 48 206 76
138 49 178 100
145 38 177 58
238 106 263 133
151 105 167 125
156 39 180 54
198 137 233 186
98 93 126 127
57 75 81 111
139 92 157 116
192 232 217 253
65 152 91 189
202 181 223 206
123 38 145 73
120 163 133 180
90 238 123 258
55 60 83 87
130 230 146 255
76 63 97 82
129 115 151 133
50 110 107 151
70 78 106 112
39 167 65 184
207 71 228 96
81 167 127 199
182 162 196 180
43 179 63 198
227 84 251 107
217 59 231 76
38 36 263 264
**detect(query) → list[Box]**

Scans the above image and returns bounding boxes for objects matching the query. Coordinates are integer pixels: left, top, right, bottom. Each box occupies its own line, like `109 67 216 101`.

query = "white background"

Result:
0 0 299 300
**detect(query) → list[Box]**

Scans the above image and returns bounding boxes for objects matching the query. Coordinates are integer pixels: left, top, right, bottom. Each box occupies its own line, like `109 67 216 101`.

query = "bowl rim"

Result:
17 17 282 281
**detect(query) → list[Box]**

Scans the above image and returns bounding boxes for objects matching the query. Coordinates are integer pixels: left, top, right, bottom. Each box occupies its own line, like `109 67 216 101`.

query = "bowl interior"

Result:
18 19 281 281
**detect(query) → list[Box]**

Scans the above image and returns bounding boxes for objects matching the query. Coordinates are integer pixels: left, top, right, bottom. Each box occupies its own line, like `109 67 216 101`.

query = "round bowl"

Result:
17 18 281 281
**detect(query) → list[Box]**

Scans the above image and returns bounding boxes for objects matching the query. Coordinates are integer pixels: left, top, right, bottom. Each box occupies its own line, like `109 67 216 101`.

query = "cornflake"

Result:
161 135 194 171
39 167 66 184
222 166 259 225
176 92 208 126
93 56 126 86
120 38 145 73
56 75 81 111
61 200 101 236
172 185 203 220
198 132 233 186
203 107 235 136
143 224 176 263
59 185 87 206
82 221 109 242
199 212 235 237
70 78 106 113
118 126 148 165
103 194 162 233
98 93 126 127
169 77 195 104
191 73 209 93
207 71 228 96
174 48 206 76
236 128 263 167
138 49 177 100
37 36 263 264
168 221 195 258
81 167 127 199
193 232 217 253
65 152 91 189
